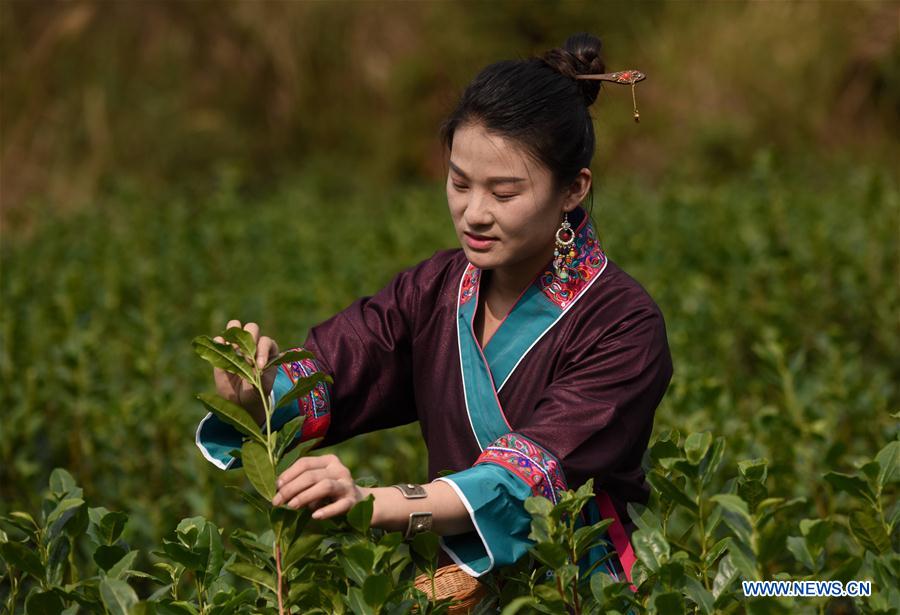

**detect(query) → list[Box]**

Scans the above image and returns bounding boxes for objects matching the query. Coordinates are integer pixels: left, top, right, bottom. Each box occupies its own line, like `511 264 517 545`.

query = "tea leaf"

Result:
0 541 45 581
347 495 374 534
100 578 139 615
227 562 278 593
274 372 332 410
222 327 256 365
264 349 315 370
241 441 276 501
192 336 256 382
848 510 891 555
875 440 899 486
274 415 306 461
197 393 265 444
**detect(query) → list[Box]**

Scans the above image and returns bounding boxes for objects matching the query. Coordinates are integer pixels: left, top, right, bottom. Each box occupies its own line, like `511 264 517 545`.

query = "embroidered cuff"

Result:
195 348 332 470
474 432 567 504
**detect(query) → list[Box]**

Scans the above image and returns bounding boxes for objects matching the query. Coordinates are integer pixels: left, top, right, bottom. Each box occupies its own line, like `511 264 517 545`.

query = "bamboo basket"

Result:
413 563 489 614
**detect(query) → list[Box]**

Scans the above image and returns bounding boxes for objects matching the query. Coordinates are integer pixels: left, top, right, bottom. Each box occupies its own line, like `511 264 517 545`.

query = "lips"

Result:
464 232 497 250
465 232 496 241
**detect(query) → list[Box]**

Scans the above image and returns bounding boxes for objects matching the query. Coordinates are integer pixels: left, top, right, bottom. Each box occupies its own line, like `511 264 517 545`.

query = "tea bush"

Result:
1 153 898 612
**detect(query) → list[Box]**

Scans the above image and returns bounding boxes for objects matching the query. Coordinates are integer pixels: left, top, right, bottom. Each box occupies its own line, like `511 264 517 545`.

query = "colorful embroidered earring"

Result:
553 212 576 281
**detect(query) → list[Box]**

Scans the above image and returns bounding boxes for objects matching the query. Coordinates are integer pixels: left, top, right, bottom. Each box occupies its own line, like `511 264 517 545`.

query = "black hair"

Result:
440 32 606 213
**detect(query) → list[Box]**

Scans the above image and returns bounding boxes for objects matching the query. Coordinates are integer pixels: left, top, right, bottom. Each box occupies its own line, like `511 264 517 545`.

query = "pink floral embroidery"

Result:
474 433 568 503
281 348 331 440
459 263 479 306
539 220 606 309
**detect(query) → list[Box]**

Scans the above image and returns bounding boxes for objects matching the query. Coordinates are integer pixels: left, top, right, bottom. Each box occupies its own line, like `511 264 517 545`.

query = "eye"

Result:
452 182 468 192
494 193 518 201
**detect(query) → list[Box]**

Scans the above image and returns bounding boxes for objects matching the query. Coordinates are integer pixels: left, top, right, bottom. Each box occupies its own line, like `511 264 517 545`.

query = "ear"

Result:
561 168 592 213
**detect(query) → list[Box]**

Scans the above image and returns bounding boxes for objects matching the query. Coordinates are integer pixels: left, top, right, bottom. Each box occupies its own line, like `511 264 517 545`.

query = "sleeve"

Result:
195 253 445 470
435 305 674 576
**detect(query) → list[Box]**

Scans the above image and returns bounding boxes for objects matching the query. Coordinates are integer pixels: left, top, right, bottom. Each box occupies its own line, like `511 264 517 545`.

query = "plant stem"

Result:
275 541 285 615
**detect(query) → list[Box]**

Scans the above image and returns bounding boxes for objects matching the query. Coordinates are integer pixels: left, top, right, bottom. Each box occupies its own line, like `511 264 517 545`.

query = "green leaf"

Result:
363 574 391 607
524 496 554 518
786 536 815 571
241 441 276 501
264 349 315 370
531 542 568 569
107 550 139 580
347 495 374 534
100 578 139 615
281 534 323 571
49 468 77 496
222 326 257 365
197 393 264 444
411 531 440 563
737 458 768 482
94 544 129 571
875 440 899 486
47 497 84 525
684 431 712 465
192 336 256 382
340 543 374 586
500 596 540 615
848 510 891 555
196 522 224 586
0 541 45 580
727 538 759 581
24 589 65 614
99 511 129 545
227 562 277 593
684 576 714 614
631 528 669 572
823 471 877 503
345 587 374 615
647 472 698 513
274 372 332 410
653 591 685 613
274 415 306 461
709 494 752 524
276 437 322 474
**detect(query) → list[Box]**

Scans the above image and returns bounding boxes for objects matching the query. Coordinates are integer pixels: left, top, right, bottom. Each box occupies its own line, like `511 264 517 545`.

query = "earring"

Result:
553 212 576 281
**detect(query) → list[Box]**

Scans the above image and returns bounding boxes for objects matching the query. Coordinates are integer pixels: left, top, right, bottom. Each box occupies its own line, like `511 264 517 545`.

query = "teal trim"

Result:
196 368 300 470
457 285 510 449
482 284 561 390
437 463 535 576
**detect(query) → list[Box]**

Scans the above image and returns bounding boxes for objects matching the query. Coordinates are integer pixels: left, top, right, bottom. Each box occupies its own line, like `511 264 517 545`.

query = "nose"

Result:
463 189 493 229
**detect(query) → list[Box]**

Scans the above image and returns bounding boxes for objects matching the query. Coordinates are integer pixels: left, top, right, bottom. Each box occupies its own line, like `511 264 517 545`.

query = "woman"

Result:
196 32 673 588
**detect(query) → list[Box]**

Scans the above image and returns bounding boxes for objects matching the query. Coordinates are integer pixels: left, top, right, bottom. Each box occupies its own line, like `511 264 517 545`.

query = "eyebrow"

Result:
449 161 526 185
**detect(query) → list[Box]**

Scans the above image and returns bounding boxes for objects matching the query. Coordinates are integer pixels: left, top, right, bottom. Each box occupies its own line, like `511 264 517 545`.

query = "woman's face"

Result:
446 122 588 275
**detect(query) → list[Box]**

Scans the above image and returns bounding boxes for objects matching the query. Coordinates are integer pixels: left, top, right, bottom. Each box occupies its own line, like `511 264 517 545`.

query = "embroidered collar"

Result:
459 206 606 310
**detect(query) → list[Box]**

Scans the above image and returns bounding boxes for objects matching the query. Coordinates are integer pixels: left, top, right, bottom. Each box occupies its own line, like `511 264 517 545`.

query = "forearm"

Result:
361 481 473 536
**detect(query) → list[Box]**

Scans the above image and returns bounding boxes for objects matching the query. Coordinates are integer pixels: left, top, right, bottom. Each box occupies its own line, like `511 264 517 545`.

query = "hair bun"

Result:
540 33 606 106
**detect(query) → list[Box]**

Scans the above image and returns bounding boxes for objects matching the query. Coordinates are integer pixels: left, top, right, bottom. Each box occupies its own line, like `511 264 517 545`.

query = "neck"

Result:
487 236 556 304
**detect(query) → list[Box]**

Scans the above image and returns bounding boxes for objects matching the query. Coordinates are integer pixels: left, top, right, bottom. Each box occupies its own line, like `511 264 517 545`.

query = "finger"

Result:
277 456 332 487
273 468 328 505
226 320 242 333
285 479 342 511
311 497 355 520
243 322 260 343
257 336 276 370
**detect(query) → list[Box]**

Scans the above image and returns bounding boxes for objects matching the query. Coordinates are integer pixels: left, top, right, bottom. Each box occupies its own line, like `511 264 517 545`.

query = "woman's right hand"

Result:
213 320 281 427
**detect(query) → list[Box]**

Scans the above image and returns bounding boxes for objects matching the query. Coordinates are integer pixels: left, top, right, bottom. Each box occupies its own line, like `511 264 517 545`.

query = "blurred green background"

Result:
1 0 898 568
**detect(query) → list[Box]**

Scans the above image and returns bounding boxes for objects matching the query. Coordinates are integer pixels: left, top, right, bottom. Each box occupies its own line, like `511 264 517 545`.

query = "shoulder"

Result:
383 248 468 313
581 257 669 342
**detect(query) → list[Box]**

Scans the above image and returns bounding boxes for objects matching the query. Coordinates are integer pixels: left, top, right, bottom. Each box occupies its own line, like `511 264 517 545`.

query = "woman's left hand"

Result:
271 453 369 519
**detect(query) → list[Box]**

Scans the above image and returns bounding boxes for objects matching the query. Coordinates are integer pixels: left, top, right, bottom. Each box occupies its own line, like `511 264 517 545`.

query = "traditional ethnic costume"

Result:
196 204 674 586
